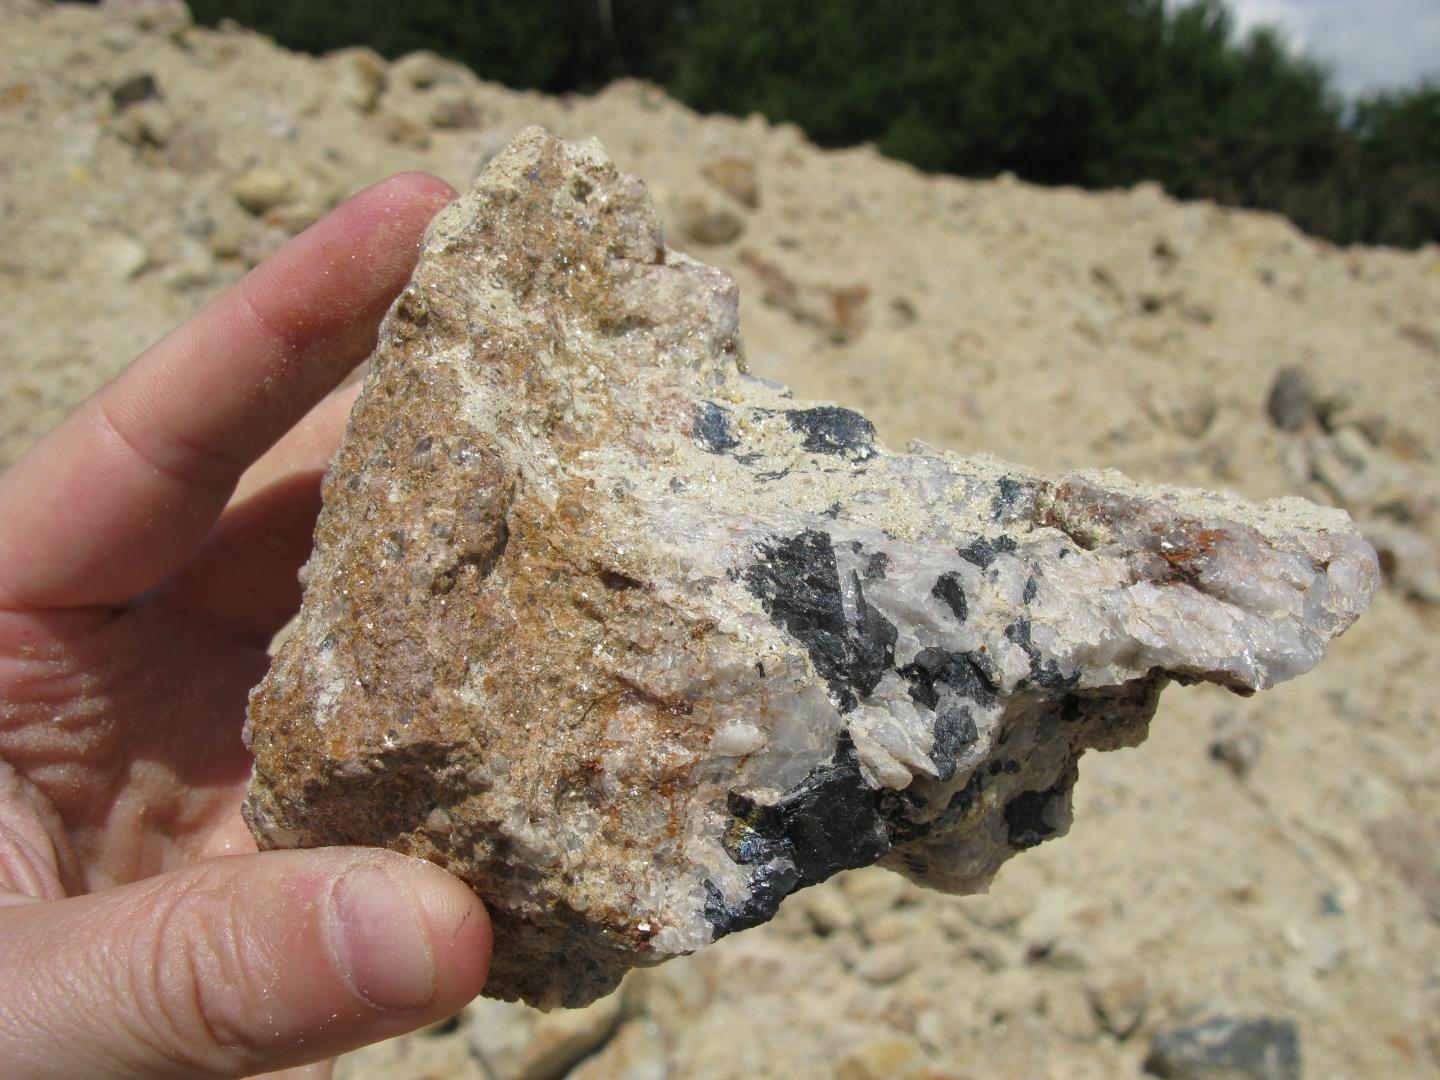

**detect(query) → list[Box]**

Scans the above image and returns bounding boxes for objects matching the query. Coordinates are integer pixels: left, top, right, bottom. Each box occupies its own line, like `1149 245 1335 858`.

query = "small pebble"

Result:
110 71 159 109
330 46 387 113
569 1018 668 1080
231 167 294 215
1172 393 1218 439
1330 425 1375 470
115 101 177 148
371 111 433 150
856 943 914 984
798 886 857 935
204 217 246 259
702 156 760 209
1047 982 1103 1042
834 1037 925 1080
429 94 487 130
1144 1016 1301 1080
91 234 148 279
1209 714 1263 779
674 195 744 245
393 49 464 89
1085 975 1150 1039
1266 366 1318 432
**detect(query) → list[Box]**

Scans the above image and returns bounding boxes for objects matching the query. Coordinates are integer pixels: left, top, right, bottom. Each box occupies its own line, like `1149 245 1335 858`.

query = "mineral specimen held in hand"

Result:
242 128 1378 1008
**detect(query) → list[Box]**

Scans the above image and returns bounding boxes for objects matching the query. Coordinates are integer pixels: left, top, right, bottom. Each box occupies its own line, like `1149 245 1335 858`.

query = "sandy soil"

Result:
2 3 1438 1077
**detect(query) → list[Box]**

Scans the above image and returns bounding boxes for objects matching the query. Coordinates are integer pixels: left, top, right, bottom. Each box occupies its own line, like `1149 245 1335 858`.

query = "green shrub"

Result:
183 0 1440 248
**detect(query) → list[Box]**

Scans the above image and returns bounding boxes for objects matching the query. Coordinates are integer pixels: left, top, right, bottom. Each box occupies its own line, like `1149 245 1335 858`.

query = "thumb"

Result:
0 848 490 1079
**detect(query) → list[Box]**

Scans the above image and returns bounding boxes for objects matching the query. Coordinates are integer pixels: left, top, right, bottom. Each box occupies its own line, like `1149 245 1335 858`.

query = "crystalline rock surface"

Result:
243 129 1378 1007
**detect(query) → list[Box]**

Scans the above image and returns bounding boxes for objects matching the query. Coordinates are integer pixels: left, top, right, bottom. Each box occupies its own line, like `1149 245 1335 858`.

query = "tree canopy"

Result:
186 0 1440 248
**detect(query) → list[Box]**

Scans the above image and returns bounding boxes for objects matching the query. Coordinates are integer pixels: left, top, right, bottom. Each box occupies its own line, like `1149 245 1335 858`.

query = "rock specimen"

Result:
242 128 1378 1007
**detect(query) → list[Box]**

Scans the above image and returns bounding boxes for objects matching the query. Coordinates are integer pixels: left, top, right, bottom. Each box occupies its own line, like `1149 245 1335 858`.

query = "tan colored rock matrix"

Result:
243 129 1375 1007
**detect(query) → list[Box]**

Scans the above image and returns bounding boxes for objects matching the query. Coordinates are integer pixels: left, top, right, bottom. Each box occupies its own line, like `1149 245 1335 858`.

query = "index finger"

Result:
0 172 456 611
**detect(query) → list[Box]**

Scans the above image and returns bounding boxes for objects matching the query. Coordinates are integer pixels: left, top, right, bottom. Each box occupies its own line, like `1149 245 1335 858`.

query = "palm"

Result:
0 273 359 902
0 548 285 895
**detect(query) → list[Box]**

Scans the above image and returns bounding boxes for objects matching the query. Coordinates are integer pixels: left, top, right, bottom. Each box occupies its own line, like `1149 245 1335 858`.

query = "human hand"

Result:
0 174 490 1078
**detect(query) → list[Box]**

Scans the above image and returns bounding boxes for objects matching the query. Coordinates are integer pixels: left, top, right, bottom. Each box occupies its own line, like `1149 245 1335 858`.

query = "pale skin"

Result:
0 174 492 1078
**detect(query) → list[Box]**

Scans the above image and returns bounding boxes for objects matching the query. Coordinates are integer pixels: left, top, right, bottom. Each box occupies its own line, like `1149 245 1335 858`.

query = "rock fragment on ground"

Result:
109 70 159 109
1208 713 1263 778
242 128 1378 1008
739 246 870 341
230 165 293 214
673 192 745 245
1266 366 1324 432
1086 975 1151 1040
466 994 624 1080
567 1017 668 1080
328 46 387 114
702 155 760 208
1144 1016 1302 1080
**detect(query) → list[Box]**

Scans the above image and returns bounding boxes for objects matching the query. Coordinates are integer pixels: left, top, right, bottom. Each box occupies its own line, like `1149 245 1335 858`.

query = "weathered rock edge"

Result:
243 129 1378 1008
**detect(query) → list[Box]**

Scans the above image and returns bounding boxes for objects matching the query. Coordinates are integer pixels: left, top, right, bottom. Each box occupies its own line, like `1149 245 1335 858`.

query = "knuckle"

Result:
120 863 270 1076
0 767 67 901
0 821 63 902
234 273 320 368
90 394 244 494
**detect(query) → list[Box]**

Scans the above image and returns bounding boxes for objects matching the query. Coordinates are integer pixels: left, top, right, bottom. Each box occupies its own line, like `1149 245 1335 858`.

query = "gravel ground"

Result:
2 3 1437 1077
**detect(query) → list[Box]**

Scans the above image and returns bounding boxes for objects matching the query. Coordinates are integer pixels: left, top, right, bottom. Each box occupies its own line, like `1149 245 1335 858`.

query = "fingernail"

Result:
328 863 436 1011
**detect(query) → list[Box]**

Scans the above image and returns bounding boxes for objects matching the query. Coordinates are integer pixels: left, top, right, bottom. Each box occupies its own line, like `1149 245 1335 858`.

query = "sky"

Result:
1225 0 1440 98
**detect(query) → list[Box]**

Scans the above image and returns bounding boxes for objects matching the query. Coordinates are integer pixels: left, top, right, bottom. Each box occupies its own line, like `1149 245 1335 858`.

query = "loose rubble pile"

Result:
243 130 1376 1008
3 3 1437 1075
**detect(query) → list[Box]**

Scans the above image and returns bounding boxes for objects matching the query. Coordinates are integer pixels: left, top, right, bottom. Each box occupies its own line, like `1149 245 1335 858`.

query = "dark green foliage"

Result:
186 0 679 92
1347 82 1440 245
182 0 1440 248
